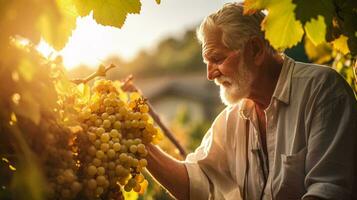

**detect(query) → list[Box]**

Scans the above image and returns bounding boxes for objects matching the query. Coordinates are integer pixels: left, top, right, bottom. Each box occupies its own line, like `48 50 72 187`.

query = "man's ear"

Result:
245 36 265 66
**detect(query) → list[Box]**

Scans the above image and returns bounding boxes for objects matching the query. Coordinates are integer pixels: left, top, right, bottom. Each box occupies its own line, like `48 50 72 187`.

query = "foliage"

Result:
243 0 357 56
244 0 357 95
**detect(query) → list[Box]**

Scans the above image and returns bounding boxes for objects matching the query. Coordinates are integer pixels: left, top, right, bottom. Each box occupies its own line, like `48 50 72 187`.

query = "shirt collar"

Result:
237 54 295 119
272 54 295 105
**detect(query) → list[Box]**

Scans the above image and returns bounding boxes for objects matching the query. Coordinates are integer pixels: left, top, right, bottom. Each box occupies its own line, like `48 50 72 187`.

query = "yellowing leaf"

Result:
262 0 304 50
305 15 326 46
37 0 77 50
304 37 332 64
74 0 142 28
243 0 268 15
73 0 94 16
332 35 350 55
155 0 161 4
77 83 91 103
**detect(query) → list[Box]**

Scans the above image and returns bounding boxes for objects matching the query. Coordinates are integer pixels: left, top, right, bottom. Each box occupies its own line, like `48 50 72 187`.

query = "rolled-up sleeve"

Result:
184 108 238 200
303 93 357 199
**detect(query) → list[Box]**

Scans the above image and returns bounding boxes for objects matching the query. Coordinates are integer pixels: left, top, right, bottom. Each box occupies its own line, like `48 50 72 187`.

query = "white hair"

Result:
197 2 275 53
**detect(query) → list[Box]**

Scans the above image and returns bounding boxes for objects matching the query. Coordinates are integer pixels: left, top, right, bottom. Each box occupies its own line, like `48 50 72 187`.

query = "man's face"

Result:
202 30 253 106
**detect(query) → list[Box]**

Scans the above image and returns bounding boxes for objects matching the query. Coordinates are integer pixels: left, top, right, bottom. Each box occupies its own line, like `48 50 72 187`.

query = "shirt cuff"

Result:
184 162 210 200
302 182 351 200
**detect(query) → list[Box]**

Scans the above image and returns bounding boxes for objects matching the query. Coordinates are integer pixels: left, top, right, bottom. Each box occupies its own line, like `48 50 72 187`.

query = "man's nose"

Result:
207 63 221 81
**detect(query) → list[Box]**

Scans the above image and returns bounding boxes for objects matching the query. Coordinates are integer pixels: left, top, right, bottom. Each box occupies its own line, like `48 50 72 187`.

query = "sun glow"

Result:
37 13 136 70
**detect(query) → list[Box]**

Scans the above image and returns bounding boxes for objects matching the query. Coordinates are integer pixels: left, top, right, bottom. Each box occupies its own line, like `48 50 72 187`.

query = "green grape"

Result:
113 121 121 130
103 98 111 107
108 162 116 170
96 150 105 159
119 153 128 162
106 106 115 115
110 129 119 138
107 149 116 159
95 119 102 126
88 179 97 189
71 181 82 193
103 119 111 129
87 165 97 177
100 133 110 143
92 158 102 167
97 167 106 175
113 143 121 151
96 175 107 186
100 143 109 152
139 159 147 167
129 145 137 153
101 112 109 120
108 115 116 123
96 127 105 135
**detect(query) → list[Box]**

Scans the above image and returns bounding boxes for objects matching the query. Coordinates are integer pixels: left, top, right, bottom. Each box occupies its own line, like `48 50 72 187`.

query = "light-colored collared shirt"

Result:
184 56 357 200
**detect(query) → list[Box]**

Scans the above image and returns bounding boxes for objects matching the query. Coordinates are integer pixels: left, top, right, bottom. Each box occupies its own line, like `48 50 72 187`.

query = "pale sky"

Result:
53 0 235 69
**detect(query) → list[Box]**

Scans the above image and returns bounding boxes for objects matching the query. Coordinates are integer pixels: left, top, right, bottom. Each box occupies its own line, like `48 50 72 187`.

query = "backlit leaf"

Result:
243 0 268 15
73 0 142 28
304 15 326 46
332 35 350 55
304 36 332 64
37 0 77 50
262 0 304 50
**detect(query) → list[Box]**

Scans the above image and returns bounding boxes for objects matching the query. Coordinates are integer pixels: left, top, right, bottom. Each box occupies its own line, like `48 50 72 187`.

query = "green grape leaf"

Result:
73 0 141 28
332 35 350 55
304 36 332 64
37 0 77 50
293 0 334 25
304 15 326 45
243 0 268 15
73 0 94 17
262 0 304 50
77 83 91 103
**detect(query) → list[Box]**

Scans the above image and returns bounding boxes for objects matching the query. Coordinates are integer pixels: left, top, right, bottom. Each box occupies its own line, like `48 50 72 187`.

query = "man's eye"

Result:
213 58 224 64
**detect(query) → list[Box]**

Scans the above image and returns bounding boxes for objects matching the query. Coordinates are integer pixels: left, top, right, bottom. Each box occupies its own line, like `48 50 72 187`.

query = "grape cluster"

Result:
76 79 160 199
38 121 82 199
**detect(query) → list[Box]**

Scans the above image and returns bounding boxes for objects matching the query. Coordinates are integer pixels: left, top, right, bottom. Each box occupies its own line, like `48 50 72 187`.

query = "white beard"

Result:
215 62 252 106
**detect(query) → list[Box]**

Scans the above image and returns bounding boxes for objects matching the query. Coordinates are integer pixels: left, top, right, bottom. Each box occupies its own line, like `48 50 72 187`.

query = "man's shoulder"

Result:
293 62 338 80
290 61 355 104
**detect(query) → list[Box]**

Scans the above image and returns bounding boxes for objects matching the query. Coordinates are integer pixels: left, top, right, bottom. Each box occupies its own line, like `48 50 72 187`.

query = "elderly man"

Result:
145 3 357 200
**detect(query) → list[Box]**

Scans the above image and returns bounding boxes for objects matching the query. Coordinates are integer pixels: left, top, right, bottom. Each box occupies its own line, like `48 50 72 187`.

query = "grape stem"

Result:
121 75 187 158
71 64 117 84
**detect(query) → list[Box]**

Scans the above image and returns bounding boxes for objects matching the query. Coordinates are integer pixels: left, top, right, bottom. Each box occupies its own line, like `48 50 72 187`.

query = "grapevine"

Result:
0 37 165 200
